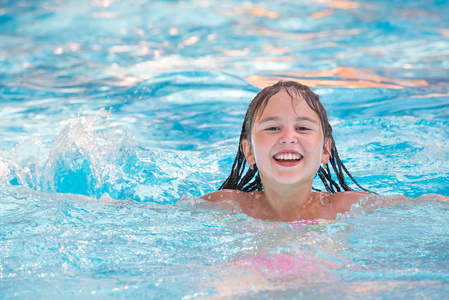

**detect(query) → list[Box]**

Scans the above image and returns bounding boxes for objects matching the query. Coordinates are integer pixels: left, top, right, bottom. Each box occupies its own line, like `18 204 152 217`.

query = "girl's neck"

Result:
261 182 315 221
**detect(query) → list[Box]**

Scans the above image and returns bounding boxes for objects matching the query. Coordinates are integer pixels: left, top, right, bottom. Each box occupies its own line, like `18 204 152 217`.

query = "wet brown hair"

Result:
219 80 372 193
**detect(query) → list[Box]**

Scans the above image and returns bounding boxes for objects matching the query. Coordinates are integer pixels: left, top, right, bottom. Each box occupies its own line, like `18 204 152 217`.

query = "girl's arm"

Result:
415 193 449 202
334 191 449 210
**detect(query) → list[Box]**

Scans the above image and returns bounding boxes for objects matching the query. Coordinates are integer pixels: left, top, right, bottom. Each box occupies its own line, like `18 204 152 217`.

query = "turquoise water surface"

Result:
1 0 449 298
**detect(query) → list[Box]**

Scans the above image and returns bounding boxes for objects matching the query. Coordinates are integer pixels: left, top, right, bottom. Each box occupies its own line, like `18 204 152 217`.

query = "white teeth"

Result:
275 153 301 160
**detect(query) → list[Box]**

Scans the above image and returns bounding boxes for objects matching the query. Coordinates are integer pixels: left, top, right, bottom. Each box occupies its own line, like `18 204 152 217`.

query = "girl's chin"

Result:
262 174 314 187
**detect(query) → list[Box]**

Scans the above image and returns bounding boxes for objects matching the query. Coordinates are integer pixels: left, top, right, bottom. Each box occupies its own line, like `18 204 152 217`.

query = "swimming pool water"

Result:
1 0 449 298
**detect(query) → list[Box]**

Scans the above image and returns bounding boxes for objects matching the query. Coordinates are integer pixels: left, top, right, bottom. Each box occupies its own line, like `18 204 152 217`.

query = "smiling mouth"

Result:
273 152 303 163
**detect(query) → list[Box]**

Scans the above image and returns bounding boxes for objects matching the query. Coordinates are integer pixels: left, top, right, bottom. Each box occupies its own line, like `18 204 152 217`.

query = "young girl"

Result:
201 80 374 222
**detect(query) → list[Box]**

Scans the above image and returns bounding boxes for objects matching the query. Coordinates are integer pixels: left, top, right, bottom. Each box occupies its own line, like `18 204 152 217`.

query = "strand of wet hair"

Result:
317 141 343 193
324 142 375 194
333 149 374 193
222 160 243 190
219 145 262 192
317 164 341 193
220 149 253 191
219 124 246 190
237 167 255 190
219 119 261 191
329 151 346 192
316 167 332 192
331 147 353 191
243 170 262 192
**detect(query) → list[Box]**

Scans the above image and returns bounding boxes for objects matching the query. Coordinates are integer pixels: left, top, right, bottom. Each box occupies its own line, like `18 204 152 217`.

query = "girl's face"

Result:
242 90 331 188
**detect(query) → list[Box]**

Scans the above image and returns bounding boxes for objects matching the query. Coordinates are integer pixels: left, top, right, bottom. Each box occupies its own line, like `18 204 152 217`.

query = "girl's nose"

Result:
279 129 298 144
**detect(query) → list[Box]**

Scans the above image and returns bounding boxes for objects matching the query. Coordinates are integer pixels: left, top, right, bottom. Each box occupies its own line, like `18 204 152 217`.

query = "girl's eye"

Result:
265 127 279 131
296 127 310 131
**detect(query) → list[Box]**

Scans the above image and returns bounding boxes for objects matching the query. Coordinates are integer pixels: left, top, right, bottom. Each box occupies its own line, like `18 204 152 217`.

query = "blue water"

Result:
1 0 449 298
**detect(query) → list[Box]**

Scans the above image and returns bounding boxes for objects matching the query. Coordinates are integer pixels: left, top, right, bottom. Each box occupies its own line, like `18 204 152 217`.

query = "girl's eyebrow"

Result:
258 116 319 124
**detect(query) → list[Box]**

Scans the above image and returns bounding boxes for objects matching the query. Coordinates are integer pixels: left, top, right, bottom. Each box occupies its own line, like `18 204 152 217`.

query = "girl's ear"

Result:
321 138 332 164
242 139 256 165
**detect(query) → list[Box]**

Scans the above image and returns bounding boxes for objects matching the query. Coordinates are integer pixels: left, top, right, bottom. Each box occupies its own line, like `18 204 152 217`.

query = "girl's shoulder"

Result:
327 191 370 212
201 189 252 203
201 189 258 214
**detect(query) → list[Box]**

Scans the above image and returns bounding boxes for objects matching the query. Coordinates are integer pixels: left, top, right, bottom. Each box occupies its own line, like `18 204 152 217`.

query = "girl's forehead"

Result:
255 90 316 120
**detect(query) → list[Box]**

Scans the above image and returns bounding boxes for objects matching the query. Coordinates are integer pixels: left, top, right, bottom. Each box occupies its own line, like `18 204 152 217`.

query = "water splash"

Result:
0 108 206 204
0 137 41 188
40 109 140 199
0 109 144 200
